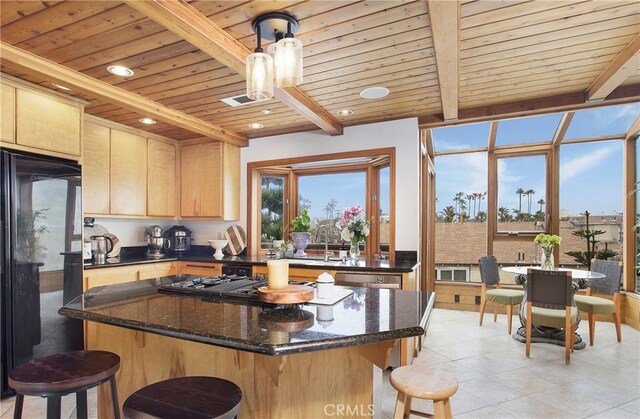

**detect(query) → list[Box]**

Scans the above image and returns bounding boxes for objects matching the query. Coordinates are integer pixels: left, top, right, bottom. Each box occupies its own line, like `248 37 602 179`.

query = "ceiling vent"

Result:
220 94 269 107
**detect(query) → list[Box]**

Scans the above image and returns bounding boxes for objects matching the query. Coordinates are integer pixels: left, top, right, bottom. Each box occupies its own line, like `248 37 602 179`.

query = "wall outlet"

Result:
475 296 481 305
454 295 460 303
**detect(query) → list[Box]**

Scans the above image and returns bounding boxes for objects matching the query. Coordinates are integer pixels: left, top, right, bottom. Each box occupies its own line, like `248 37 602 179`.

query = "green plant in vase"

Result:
534 233 561 270
290 209 311 257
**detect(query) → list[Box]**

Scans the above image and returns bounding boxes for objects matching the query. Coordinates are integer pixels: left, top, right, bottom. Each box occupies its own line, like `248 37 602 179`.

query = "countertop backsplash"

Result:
91 218 242 247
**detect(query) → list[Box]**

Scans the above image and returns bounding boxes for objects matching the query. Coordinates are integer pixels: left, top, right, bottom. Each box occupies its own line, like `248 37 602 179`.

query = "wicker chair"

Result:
478 256 524 334
574 259 622 345
525 269 577 365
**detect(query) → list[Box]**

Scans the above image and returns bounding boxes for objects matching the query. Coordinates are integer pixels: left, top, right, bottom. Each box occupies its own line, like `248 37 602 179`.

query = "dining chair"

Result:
573 259 622 346
525 269 577 365
478 256 524 334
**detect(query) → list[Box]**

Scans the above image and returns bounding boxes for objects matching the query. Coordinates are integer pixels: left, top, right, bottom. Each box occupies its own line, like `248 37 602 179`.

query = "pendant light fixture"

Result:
247 12 302 99
246 22 273 101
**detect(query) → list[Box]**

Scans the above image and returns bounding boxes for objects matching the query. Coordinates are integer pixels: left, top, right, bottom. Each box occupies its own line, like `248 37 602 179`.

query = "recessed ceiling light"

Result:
337 109 353 116
260 109 272 115
139 117 157 125
248 122 264 129
360 86 389 99
107 65 134 77
51 82 71 91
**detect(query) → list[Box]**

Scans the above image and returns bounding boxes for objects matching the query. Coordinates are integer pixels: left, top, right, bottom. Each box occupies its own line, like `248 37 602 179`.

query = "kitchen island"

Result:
60 278 434 418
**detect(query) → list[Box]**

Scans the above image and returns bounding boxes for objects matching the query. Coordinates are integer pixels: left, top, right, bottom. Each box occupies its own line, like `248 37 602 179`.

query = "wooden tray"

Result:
258 285 314 304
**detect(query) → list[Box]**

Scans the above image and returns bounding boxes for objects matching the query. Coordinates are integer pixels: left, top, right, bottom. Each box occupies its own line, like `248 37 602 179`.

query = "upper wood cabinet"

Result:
82 117 177 218
83 122 110 215
147 139 177 217
180 142 239 220
1 83 15 144
16 89 81 156
110 130 147 216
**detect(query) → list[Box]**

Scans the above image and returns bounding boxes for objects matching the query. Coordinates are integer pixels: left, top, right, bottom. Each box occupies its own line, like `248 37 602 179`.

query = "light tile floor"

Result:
1 308 638 418
381 309 640 419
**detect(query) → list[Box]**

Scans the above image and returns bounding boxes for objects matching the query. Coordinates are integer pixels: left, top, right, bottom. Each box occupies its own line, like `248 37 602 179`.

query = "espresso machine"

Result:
146 225 169 259
165 225 193 254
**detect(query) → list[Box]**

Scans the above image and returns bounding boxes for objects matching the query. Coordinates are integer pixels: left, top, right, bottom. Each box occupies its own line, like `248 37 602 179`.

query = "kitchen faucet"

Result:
317 225 330 261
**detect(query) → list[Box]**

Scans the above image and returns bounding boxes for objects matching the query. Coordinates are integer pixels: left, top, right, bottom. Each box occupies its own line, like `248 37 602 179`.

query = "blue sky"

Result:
434 103 638 216
297 168 390 221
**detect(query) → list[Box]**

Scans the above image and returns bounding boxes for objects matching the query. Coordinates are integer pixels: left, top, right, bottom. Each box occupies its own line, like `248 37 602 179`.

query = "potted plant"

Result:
336 206 370 260
290 209 311 257
279 241 296 258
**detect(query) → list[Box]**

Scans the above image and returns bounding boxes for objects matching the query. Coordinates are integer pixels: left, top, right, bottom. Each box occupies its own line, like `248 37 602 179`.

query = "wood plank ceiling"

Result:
0 0 638 144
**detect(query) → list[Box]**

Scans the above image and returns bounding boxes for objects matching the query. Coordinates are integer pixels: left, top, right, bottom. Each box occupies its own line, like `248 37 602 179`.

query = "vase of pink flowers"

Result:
336 206 370 260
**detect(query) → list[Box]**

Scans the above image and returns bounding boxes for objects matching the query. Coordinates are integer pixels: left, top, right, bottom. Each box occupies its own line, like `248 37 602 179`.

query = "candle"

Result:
267 259 289 289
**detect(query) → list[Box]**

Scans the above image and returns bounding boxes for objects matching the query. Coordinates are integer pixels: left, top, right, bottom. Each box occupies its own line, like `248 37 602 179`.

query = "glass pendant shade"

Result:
268 37 303 87
246 52 273 100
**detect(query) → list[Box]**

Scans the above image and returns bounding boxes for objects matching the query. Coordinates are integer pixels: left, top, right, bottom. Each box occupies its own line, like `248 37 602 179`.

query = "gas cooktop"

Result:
157 274 313 306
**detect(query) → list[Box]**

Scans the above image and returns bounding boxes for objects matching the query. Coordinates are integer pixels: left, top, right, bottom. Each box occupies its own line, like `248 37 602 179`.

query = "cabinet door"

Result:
84 266 138 290
147 139 176 217
222 143 240 220
178 262 222 276
180 143 202 217
83 122 110 214
16 89 81 156
1 83 15 143
200 142 222 217
110 130 147 215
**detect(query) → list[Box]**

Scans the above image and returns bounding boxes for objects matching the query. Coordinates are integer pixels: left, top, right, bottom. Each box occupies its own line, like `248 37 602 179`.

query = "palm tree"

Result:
515 188 525 213
476 211 487 222
498 207 511 222
440 206 456 223
454 192 465 216
466 194 473 217
525 189 535 213
477 191 487 215
537 198 545 212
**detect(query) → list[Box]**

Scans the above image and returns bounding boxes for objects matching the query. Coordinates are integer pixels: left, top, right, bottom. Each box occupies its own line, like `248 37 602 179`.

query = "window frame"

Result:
247 147 396 260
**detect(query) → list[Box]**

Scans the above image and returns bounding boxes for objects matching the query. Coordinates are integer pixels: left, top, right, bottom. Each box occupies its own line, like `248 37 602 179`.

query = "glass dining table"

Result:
501 266 605 350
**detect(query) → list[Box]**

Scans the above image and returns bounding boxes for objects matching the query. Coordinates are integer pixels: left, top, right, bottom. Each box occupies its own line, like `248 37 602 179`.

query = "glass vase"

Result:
540 247 554 270
349 240 362 260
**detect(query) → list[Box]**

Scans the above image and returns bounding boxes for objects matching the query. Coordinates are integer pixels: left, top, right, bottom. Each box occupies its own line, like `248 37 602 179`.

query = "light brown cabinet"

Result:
147 139 176 217
110 130 147 216
1 83 15 144
16 89 81 156
180 142 240 220
83 122 110 214
178 262 222 276
83 262 176 290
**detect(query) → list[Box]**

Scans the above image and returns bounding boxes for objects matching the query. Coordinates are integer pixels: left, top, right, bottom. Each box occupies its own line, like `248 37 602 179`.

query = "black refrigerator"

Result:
1 149 84 397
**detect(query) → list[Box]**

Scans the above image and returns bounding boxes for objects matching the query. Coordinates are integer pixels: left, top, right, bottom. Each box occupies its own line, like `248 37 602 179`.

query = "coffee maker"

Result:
146 225 169 259
165 225 193 254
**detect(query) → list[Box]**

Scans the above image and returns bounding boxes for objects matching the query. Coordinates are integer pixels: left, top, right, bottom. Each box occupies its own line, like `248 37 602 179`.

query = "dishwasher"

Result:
334 272 402 367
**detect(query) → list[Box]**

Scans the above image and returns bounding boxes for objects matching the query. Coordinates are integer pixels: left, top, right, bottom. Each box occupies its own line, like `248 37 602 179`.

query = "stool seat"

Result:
123 376 242 419
9 350 121 419
390 365 458 419
390 365 458 400
9 351 120 396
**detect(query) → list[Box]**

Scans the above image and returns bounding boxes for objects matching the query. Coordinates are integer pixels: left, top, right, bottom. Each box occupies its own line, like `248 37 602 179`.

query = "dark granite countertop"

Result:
85 247 418 273
60 277 434 356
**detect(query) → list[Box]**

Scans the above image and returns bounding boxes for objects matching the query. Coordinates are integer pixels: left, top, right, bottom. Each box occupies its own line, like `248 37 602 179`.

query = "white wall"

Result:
94 118 420 250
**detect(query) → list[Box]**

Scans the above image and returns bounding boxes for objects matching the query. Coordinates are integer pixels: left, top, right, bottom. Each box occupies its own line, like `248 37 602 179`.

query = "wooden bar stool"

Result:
9 350 121 419
123 376 242 419
390 365 458 419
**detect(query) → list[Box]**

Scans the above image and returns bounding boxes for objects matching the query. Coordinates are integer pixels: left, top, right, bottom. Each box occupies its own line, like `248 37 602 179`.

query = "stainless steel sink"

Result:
259 258 345 266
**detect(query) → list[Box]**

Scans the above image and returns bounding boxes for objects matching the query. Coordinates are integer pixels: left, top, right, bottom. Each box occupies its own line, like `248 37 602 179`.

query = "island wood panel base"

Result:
87 323 376 418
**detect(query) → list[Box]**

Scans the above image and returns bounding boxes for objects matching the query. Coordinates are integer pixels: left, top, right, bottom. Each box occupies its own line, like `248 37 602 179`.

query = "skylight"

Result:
564 103 639 140
495 113 562 146
432 122 490 152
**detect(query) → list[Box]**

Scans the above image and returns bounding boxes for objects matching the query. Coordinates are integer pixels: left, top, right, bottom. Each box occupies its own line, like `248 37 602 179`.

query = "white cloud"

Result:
560 144 617 184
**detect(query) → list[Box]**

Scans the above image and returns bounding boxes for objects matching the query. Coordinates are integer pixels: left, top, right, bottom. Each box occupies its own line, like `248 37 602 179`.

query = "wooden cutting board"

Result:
258 285 315 304
224 225 246 255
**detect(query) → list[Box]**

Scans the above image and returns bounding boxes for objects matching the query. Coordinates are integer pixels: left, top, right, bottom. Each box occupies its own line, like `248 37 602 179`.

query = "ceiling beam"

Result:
0 42 247 147
124 0 343 135
419 84 640 128
586 34 640 102
426 0 460 121
551 112 574 147
626 114 640 141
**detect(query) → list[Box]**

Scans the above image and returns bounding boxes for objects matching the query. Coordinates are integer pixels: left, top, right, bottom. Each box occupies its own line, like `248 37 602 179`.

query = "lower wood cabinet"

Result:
83 262 176 290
